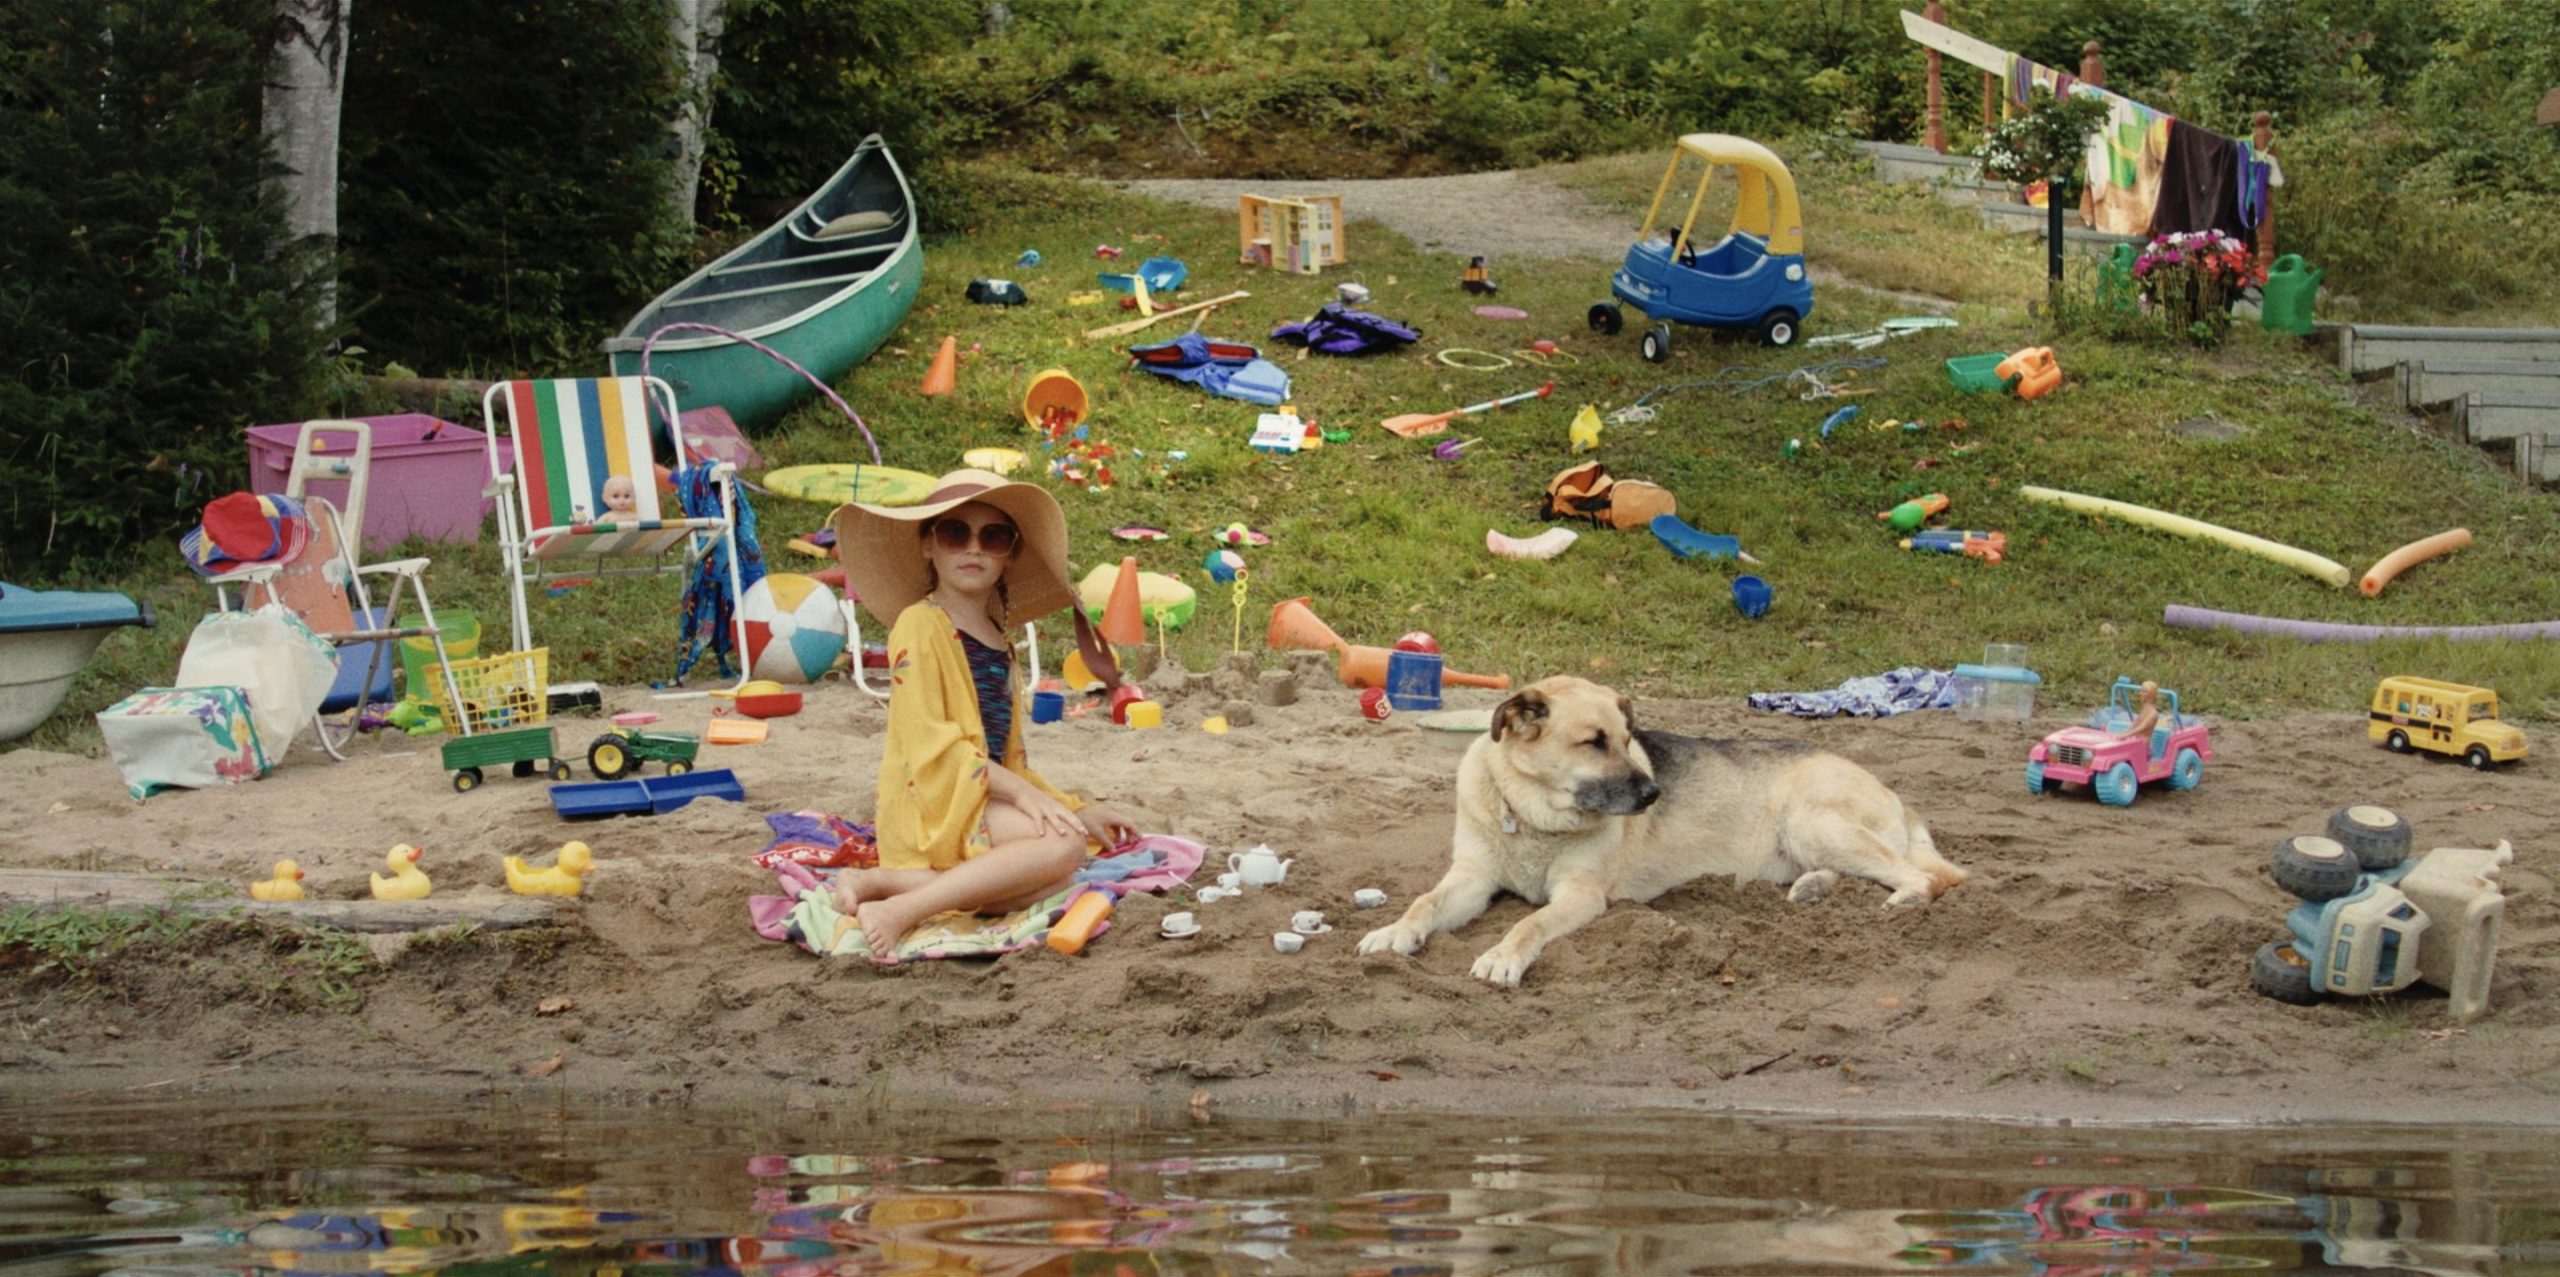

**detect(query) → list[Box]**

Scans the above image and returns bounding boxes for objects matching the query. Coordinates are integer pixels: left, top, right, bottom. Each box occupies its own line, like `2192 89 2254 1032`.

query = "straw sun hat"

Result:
830 469 1075 629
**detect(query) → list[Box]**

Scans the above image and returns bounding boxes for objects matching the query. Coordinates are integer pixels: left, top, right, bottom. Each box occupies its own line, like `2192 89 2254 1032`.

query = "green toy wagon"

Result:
586 728 701 780
442 724 571 793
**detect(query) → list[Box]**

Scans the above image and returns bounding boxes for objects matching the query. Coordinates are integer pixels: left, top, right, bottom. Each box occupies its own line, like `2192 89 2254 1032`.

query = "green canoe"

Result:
605 134 922 430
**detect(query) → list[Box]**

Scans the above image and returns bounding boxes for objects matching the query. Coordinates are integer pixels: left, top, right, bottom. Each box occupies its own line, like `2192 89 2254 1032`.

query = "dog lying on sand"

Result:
1359 675 1968 987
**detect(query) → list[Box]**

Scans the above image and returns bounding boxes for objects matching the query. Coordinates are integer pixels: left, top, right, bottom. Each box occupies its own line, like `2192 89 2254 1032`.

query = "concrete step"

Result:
2396 359 2560 410
2516 434 2560 485
1857 140 1981 185
1975 202 2148 255
2443 392 2560 445
2337 324 2560 378
1934 178 2027 208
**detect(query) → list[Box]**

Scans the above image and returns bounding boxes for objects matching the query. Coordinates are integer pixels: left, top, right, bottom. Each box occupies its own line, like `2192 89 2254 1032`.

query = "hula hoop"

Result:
2162 604 2560 643
1436 348 1515 371
1513 347 1583 366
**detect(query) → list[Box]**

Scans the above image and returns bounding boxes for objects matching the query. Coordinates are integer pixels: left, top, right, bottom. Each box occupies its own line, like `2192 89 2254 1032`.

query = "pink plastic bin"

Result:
246 414 508 553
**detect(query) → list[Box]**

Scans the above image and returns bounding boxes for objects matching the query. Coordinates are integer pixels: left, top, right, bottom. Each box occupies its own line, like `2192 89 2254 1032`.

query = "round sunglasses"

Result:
926 518 1019 555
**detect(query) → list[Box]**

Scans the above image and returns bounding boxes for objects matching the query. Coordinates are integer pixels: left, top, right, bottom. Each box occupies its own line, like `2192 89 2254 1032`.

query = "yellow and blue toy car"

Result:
1590 133 1815 360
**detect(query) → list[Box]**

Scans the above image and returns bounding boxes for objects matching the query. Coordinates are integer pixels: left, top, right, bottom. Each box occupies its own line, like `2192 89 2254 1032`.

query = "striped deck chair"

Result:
482 376 749 687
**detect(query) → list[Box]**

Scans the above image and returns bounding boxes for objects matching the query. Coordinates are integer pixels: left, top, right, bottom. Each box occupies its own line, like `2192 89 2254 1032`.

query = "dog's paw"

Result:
1358 925 1424 956
1883 886 1929 907
1469 948 1531 988
1785 869 1840 904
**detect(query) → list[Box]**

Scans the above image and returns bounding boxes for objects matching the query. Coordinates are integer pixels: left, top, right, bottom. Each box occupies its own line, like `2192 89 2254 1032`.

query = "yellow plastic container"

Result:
1045 889 1113 955
425 647 548 733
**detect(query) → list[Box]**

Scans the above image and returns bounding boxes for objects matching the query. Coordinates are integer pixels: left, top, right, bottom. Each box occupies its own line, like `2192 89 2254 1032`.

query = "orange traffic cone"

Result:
1265 596 1346 653
1100 556 1146 647
919 336 959 397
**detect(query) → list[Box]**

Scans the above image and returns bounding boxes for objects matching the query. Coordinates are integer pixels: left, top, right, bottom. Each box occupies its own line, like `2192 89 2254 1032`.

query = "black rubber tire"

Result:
512 759 535 778
1640 324 1671 363
1588 302 1623 335
666 759 693 776
588 735 631 780
2384 729 2412 754
2325 805 2412 871
548 760 572 781
2252 940 2319 1005
1755 308 1801 347
2465 745 2492 770
452 768 482 794
2270 834 2360 902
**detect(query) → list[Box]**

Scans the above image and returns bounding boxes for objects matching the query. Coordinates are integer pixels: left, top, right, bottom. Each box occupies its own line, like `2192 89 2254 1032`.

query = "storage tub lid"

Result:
0 582 146 635
1953 662 2042 685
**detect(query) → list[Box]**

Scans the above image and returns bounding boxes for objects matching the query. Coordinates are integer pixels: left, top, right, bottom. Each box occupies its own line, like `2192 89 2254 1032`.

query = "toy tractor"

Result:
1589 133 1816 359
586 728 700 780
2026 676 2212 807
2253 806 2422 1004
442 724 572 793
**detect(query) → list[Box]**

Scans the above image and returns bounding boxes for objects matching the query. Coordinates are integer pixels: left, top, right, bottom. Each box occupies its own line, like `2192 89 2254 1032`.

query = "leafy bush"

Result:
0 0 333 578
336 0 691 374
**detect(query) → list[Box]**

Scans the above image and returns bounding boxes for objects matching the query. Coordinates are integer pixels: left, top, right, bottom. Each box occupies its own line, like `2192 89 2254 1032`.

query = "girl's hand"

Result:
1016 787 1085 840
1078 804 1140 849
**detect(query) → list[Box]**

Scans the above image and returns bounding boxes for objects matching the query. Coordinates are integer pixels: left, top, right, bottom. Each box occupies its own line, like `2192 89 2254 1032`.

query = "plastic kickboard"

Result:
550 768 745 819
1648 514 1740 560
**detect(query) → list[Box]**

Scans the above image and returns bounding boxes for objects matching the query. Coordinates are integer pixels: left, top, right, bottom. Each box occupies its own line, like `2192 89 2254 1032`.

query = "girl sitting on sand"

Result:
828 469 1138 960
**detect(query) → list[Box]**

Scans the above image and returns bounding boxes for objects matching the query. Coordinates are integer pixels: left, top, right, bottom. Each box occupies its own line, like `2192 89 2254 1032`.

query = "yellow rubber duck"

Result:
249 859 305 902
370 844 432 900
505 841 595 897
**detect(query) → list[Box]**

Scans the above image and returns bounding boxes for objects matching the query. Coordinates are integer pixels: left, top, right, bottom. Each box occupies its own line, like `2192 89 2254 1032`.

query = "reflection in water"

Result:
0 1105 2552 1277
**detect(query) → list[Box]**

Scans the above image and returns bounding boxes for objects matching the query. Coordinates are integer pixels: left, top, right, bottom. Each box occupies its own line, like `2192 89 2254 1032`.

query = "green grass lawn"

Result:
22 146 2560 756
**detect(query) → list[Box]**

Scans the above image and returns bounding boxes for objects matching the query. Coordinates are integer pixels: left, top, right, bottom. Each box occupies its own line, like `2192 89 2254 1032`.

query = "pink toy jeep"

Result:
2027 676 2213 806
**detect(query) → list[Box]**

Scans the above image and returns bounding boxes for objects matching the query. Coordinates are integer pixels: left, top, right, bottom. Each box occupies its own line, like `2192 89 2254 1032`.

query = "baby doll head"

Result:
600 475 637 515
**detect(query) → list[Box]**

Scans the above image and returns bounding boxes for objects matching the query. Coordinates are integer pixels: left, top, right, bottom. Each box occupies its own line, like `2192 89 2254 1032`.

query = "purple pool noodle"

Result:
2163 604 2560 643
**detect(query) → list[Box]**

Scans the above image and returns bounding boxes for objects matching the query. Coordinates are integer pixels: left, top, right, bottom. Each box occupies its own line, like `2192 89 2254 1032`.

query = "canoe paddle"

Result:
1381 380 1555 438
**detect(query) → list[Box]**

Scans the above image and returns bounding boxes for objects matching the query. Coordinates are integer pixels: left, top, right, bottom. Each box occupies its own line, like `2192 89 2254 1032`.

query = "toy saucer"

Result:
1112 525 1171 542
1211 525 1273 547
1473 305 1529 320
1412 708 1495 734
760 464 935 507
1160 922 1202 939
611 711 659 727
1292 922 1334 936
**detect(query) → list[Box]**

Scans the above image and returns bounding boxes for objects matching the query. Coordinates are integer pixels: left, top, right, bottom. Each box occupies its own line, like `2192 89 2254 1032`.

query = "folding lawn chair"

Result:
482 376 750 690
200 420 470 760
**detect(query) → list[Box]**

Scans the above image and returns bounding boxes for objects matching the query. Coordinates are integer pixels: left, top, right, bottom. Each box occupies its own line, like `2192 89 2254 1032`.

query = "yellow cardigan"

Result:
874 601 1079 871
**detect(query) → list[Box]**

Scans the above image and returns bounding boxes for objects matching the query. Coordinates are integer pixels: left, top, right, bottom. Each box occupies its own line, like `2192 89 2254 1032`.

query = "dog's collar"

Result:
1498 798 1519 835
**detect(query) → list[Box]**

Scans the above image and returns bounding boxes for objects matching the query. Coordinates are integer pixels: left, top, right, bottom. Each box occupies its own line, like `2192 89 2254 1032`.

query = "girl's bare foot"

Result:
854 896 931 962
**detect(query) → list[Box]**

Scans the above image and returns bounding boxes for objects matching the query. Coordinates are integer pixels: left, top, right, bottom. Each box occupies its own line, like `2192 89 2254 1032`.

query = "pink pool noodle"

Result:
2358 528 2472 597
2163 604 2560 643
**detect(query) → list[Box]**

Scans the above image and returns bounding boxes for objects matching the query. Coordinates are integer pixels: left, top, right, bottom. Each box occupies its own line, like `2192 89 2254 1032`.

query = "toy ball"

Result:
1204 548 1246 583
740 573 848 684
1393 631 1440 655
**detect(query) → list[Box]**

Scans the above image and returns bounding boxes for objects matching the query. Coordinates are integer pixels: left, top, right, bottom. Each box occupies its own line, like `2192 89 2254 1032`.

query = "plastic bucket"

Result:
1021 368 1088 430
1945 353 2008 393
1385 650 1444 711
1731 575 1773 619
395 608 478 702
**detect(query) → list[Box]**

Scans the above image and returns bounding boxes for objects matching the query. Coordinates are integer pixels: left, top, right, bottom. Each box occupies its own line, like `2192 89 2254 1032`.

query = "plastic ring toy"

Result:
1513 348 1582 366
1435 348 1515 371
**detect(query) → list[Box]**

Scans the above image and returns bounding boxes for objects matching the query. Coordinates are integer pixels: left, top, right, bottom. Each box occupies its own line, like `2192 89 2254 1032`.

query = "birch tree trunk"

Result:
264 0 351 325
667 0 728 228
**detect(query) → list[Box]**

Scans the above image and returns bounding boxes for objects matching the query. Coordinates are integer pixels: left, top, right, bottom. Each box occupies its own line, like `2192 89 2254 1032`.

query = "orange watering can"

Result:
1995 347 2061 400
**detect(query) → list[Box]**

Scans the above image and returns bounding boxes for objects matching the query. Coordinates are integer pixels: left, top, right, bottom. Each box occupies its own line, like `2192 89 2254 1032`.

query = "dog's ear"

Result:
1492 689 1548 742
1617 693 1636 736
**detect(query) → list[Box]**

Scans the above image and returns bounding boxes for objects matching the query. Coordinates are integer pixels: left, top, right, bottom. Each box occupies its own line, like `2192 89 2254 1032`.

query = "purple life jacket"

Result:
1270 303 1422 356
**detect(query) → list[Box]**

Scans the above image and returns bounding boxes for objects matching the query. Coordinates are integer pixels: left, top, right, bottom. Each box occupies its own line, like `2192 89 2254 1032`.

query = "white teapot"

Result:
1228 843 1293 886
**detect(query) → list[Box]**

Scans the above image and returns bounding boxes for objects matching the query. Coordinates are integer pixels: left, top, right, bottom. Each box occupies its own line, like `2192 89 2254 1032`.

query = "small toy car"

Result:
442 724 571 793
2026 676 2212 807
1589 133 1816 360
2368 675 2526 769
586 728 700 780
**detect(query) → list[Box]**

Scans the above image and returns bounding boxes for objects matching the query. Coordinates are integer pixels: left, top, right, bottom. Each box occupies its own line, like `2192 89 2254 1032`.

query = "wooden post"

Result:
1924 0 1946 153
2079 40 2106 87
1982 71 1997 132
2252 111 2276 270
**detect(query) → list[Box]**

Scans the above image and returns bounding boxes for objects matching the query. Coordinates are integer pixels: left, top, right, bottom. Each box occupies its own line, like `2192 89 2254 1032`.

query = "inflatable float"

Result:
2018 485 2352 589
2162 605 2560 643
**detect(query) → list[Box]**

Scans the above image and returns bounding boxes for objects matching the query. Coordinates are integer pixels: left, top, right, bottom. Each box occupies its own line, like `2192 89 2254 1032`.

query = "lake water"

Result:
4 1099 2556 1276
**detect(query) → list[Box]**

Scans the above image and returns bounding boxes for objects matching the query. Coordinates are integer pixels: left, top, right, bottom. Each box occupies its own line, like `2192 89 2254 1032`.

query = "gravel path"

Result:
1118 170 1631 261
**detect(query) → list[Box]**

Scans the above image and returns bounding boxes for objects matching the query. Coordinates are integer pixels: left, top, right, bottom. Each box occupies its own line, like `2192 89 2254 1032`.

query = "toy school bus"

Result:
2369 676 2526 770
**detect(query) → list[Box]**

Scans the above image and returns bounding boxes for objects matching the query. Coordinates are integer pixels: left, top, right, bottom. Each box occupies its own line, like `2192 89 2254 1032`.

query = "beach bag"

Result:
96 686 271 800
1540 462 1677 531
174 606 339 757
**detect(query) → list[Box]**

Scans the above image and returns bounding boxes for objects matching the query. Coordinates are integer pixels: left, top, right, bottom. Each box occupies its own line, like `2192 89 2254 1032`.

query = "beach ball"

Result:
1204 549 1245 583
740 573 847 684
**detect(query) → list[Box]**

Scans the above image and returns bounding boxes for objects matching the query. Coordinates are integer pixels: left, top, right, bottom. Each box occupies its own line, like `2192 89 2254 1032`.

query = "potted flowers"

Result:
2132 230 2267 345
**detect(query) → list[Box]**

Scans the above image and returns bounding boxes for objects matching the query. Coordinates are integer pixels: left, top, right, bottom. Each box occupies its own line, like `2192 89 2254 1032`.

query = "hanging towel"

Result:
2085 99 2171 237
2149 120 2253 242
2235 141 2272 230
